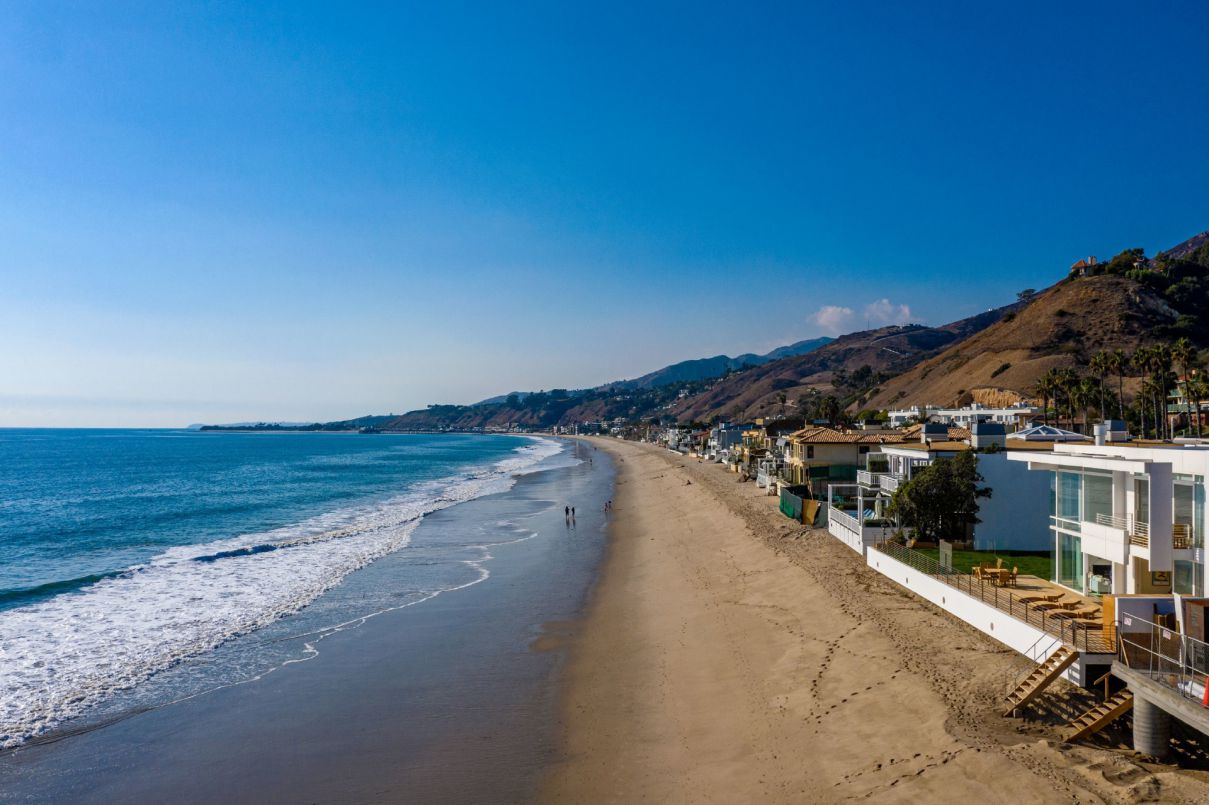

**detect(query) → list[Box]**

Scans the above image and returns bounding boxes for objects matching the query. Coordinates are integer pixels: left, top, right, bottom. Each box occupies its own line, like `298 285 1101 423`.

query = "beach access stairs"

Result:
1064 689 1134 742
1003 646 1078 716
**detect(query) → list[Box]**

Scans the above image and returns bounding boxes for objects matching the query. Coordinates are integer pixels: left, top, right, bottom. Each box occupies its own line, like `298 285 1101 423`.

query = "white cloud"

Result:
810 305 855 335
863 298 913 326
809 299 915 337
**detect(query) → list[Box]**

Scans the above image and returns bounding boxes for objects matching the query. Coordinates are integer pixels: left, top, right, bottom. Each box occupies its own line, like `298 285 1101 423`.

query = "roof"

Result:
892 440 972 452
788 425 905 444
892 440 1054 453
900 423 970 441
1008 424 1090 442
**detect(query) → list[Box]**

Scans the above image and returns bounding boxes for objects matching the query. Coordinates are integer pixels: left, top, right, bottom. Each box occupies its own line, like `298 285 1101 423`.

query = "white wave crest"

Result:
0 437 563 748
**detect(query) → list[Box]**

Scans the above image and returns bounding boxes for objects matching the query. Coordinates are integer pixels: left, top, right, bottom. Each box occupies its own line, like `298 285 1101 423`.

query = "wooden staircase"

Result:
1065 691 1134 742
1003 646 1078 716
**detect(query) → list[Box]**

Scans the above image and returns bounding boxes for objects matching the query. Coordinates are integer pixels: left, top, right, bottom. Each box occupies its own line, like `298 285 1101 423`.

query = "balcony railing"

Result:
1091 513 1193 549
856 469 884 486
879 474 902 493
1117 614 1209 705
873 542 1114 654
829 505 860 533
1093 512 1130 531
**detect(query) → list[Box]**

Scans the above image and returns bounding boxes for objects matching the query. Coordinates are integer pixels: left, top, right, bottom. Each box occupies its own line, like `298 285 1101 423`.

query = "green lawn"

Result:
916 548 1053 580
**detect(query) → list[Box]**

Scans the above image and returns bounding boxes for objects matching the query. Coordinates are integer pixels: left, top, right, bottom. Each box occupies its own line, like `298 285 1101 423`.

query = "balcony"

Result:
856 469 884 487
1090 513 1194 550
879 474 903 494
827 504 894 555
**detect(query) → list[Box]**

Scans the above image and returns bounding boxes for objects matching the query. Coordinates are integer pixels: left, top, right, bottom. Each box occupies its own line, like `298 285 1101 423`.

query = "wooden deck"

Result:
872 543 1114 655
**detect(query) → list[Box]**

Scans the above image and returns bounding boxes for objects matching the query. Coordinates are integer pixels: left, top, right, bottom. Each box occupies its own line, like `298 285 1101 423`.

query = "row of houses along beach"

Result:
656 403 1209 760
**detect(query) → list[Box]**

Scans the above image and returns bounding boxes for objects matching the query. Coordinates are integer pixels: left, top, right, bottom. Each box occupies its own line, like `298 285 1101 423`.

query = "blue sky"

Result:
1 2 1207 426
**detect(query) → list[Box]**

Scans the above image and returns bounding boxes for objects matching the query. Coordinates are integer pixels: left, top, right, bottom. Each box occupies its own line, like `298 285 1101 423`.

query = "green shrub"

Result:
990 362 1011 379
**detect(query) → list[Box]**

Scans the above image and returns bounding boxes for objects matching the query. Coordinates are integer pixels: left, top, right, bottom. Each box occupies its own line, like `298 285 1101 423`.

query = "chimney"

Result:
970 422 1006 450
1093 423 1107 446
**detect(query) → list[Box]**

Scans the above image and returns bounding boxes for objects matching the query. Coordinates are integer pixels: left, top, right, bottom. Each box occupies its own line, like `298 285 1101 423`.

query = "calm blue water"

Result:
0 429 566 748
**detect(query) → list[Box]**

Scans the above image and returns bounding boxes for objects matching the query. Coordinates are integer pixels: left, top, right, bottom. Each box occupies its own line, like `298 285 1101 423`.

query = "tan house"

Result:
782 426 904 490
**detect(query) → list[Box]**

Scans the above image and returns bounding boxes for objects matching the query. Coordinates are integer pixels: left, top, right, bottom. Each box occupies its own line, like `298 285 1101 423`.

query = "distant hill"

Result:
606 337 832 391
670 302 1025 422
226 229 1209 432
197 415 396 432
861 275 1185 412
469 336 831 406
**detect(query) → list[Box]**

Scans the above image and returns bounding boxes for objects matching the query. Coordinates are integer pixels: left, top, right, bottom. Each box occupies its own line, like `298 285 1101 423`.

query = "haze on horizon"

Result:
2 2 1207 427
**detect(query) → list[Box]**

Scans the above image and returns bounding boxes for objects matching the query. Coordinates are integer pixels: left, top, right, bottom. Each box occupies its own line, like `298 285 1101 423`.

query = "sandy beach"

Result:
544 438 1209 804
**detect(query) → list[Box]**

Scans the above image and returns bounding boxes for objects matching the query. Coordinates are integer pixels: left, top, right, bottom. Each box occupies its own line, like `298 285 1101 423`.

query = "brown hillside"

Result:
861 275 1179 411
671 302 1022 422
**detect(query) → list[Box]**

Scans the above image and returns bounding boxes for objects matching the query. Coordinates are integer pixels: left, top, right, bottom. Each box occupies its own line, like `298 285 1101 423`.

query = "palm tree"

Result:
1132 347 1153 438
1108 348 1129 419
1189 376 1209 440
1032 374 1054 426
819 395 840 425
1055 367 1079 428
1089 351 1112 421
1172 338 1198 437
1152 344 1175 439
1073 377 1099 433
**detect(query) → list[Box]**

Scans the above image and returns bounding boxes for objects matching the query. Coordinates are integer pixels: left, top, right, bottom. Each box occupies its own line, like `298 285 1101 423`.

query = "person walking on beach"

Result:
571 506 576 518
565 505 570 518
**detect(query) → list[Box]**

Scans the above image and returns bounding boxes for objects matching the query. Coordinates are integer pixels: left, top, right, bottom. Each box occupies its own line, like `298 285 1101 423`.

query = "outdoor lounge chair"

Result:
1016 592 1063 605
1048 606 1101 621
1031 599 1081 613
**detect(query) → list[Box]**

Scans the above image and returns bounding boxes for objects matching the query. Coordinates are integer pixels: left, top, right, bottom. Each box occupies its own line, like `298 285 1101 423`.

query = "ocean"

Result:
0 429 583 757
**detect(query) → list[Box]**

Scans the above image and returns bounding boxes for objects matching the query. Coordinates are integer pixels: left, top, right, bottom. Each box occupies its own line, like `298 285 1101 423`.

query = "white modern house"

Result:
888 403 1040 429
1007 429 1207 598
827 422 1054 555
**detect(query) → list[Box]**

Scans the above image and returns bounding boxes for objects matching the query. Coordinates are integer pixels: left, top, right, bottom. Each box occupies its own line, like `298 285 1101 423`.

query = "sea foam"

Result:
0 437 563 748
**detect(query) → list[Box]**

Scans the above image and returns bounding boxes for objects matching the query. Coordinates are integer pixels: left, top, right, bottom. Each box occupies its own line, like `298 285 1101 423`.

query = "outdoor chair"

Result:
1048 606 1100 621
1017 592 1063 605
1031 599 1080 613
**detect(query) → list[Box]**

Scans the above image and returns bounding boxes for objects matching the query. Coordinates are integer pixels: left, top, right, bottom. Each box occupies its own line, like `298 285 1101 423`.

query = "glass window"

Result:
1059 533 1083 589
1058 472 1081 522
1196 478 1205 549
1083 474 1112 524
1135 476 1150 525
1175 559 1196 595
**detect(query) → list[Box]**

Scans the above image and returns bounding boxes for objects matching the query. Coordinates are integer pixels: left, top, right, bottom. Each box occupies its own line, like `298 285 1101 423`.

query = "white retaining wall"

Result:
866 546 1094 684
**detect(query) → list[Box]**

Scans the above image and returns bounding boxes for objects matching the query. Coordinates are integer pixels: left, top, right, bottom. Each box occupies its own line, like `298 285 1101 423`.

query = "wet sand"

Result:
543 438 1209 804
1 444 613 804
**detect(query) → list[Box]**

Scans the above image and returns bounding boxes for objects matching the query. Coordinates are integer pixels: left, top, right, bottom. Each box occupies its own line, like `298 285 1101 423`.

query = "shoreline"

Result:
1 438 614 803
543 438 1209 803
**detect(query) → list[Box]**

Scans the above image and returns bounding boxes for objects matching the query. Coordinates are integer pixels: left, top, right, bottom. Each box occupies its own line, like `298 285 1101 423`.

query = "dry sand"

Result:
542 438 1209 804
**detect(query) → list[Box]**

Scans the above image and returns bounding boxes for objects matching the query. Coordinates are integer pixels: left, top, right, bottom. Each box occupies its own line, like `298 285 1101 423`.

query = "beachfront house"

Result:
1167 378 1209 435
780 426 903 490
1006 427 1209 598
888 403 1040 430
826 422 1053 556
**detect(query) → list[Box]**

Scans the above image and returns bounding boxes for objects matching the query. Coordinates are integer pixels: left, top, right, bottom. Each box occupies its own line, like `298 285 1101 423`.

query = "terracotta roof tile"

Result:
789 426 905 444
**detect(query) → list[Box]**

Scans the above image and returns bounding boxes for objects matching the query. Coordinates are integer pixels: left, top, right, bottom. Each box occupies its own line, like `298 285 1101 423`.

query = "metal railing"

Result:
1094 512 1130 530
1117 615 1209 706
1090 512 1193 549
872 542 1114 654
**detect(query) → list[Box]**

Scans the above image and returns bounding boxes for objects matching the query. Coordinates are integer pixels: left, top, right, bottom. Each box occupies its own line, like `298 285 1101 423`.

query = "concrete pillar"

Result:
1132 696 1172 759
